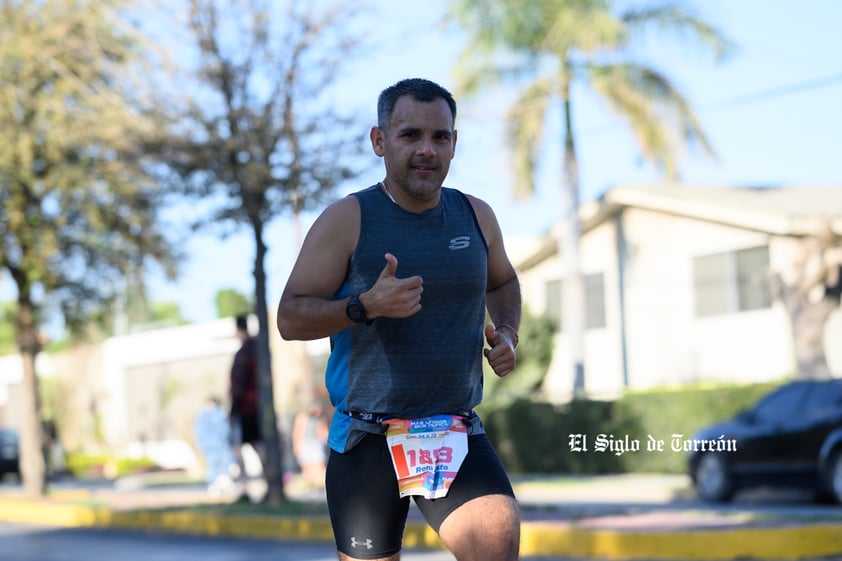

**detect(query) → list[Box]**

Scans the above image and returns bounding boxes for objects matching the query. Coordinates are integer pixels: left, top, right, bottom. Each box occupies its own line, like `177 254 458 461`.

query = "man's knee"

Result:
438 494 520 561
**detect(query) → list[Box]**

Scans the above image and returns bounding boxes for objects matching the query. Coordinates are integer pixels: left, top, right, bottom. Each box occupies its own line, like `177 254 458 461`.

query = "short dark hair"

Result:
377 78 457 132
235 315 248 332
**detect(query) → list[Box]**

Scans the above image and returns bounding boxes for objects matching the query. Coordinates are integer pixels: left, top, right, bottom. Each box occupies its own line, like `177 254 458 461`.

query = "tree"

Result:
448 0 733 397
0 302 16 355
150 302 188 326
156 0 367 505
0 0 176 496
768 223 842 379
215 288 253 319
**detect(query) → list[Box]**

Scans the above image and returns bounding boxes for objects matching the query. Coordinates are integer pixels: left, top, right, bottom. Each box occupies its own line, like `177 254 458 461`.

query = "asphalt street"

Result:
3 473 842 560
4 523 842 561
0 522 615 561
0 523 444 561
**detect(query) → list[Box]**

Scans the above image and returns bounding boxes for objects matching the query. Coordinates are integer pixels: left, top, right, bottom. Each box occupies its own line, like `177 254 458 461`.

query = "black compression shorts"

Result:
325 432 515 559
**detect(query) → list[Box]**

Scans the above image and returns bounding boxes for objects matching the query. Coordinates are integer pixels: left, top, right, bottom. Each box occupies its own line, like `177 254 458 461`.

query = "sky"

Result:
4 0 842 329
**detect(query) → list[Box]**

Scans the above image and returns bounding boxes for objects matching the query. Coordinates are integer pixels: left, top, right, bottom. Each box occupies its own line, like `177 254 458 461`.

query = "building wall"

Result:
99 318 244 447
526 207 838 401
621 208 793 387
1 353 54 431
98 314 319 450
123 354 231 445
46 344 104 452
0 312 321 457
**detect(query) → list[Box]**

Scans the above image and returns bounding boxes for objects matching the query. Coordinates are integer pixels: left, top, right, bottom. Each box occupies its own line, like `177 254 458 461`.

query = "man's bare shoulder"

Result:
463 193 500 237
463 192 493 215
282 193 361 300
320 193 360 221
306 194 361 238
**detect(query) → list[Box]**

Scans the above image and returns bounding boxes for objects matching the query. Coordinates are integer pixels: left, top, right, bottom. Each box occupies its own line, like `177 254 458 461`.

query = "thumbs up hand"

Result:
363 253 423 320
483 324 516 377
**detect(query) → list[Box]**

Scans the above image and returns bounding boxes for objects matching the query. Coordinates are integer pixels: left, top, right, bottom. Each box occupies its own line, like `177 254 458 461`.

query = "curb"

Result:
2 499 842 560
519 521 842 559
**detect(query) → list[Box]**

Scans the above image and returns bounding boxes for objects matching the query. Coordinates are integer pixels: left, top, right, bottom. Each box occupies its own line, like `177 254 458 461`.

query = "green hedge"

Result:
481 381 780 474
65 452 159 479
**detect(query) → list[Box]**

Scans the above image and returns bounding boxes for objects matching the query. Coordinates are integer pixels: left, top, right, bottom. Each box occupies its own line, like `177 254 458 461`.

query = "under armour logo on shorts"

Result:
350 537 374 549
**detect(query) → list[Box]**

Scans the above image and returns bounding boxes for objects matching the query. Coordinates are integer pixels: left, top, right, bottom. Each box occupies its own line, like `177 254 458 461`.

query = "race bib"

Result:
383 415 468 499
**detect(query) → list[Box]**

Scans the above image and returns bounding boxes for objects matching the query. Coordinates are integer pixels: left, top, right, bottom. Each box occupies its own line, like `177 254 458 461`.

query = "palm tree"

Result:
448 0 734 398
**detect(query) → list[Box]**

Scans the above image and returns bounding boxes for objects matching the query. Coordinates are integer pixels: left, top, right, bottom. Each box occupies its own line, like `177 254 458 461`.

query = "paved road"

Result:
3 474 842 561
4 523 841 561
0 523 443 561
0 522 602 561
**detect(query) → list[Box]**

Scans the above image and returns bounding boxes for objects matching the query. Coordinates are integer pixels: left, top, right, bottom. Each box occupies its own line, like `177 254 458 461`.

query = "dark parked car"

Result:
688 379 842 503
0 428 20 478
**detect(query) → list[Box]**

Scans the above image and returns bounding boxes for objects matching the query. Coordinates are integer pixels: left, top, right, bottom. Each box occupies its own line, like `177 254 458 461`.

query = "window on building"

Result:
693 245 771 317
585 273 606 329
544 273 606 331
736 246 772 311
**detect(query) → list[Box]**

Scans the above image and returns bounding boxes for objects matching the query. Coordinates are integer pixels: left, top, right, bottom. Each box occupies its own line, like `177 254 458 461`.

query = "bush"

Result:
611 382 777 473
482 398 630 473
65 451 159 479
482 380 782 474
482 307 555 407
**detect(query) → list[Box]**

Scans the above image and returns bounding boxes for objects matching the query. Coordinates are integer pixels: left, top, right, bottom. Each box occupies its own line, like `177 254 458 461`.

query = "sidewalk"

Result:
1 472 842 560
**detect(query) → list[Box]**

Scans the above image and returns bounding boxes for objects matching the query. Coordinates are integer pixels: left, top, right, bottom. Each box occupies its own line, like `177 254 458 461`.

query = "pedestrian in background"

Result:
292 400 329 490
229 315 266 500
194 396 234 496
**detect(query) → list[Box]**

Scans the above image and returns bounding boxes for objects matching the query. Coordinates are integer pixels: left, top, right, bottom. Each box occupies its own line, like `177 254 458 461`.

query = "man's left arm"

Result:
468 195 522 377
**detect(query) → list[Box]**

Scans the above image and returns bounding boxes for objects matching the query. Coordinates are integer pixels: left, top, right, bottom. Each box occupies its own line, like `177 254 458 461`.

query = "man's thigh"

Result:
438 494 520 561
326 434 410 559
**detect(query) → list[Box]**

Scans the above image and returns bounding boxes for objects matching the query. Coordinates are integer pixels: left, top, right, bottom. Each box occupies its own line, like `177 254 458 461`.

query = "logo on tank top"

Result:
449 236 471 250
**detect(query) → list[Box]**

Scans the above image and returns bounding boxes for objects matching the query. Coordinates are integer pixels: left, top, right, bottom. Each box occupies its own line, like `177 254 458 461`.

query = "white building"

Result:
514 183 842 401
1 312 325 459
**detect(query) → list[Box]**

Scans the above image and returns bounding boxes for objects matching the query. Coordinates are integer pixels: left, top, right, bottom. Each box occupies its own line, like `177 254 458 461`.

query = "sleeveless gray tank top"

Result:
326 184 488 435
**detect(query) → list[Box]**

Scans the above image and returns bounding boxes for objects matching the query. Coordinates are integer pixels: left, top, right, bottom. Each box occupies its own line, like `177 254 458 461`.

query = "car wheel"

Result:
826 449 842 504
694 452 734 503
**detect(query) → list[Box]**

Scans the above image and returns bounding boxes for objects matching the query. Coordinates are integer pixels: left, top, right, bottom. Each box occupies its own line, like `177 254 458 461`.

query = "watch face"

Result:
347 296 367 323
347 304 365 322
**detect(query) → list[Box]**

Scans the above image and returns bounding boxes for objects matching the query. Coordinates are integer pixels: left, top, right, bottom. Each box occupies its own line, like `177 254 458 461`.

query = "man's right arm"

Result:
276 196 361 341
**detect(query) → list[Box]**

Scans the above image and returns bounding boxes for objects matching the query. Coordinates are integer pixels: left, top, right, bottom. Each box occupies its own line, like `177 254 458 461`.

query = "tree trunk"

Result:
252 222 286 506
559 93 586 397
770 271 838 379
790 298 836 379
17 299 46 497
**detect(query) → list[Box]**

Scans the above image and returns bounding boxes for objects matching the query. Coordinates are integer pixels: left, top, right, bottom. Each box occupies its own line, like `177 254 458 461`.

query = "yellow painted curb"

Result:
0 499 336 542
0 499 422 544
2 499 842 560
520 522 842 560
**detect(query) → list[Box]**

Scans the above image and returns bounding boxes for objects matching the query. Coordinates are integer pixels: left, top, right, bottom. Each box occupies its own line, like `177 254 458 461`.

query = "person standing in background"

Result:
229 315 266 499
194 396 234 496
292 400 330 490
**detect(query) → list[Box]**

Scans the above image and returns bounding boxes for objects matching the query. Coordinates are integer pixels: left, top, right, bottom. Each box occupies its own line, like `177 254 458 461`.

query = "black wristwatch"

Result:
346 294 372 325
